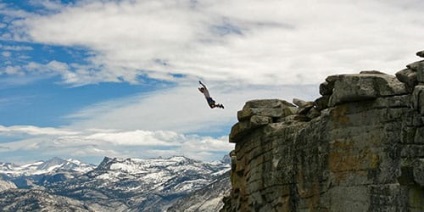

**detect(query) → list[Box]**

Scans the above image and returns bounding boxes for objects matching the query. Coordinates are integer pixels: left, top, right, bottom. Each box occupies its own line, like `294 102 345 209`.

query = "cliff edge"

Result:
222 51 424 212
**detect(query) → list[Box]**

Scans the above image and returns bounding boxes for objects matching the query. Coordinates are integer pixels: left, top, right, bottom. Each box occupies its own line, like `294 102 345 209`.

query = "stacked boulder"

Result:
222 51 424 212
230 99 297 143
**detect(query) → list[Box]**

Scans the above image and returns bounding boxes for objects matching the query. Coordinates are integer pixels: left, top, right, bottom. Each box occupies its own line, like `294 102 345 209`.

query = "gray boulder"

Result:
231 99 297 143
328 73 407 106
412 85 424 115
406 60 424 83
396 68 417 91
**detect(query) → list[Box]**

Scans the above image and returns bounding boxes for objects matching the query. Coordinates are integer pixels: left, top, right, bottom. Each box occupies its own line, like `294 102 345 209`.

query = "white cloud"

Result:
85 130 182 146
2 66 22 75
65 83 318 134
1 61 106 85
1 45 33 51
0 125 234 162
0 125 77 136
3 0 421 86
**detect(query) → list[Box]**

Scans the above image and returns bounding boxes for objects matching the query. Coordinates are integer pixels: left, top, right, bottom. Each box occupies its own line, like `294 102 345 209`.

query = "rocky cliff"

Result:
222 51 424 212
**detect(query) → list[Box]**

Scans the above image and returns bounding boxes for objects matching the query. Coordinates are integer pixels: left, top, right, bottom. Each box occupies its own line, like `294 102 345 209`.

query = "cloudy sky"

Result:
0 0 422 164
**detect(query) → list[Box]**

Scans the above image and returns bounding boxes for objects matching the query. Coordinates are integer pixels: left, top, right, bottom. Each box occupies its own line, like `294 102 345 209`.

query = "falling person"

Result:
198 81 224 109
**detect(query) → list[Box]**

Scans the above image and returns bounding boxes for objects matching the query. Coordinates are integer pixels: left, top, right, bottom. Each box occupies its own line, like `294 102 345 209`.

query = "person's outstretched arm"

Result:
199 81 207 89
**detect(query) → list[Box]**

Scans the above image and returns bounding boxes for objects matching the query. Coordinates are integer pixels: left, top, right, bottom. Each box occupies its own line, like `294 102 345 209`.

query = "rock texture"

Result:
168 171 231 212
0 189 94 212
0 179 16 192
222 51 424 212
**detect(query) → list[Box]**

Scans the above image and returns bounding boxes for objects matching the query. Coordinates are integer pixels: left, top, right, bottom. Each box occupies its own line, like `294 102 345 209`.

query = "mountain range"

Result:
0 156 231 211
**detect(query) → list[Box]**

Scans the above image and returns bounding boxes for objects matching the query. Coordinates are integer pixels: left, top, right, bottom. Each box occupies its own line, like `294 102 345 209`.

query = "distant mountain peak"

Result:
36 157 67 170
0 157 95 177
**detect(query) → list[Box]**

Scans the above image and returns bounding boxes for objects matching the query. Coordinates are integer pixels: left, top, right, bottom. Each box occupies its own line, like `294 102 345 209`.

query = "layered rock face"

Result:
222 51 424 212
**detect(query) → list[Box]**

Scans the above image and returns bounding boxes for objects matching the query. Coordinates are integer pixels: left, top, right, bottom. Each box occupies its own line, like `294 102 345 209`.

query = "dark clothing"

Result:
206 97 216 107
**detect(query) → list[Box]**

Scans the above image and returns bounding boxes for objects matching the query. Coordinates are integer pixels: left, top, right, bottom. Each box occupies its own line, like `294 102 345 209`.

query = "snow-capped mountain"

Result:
0 156 231 211
0 157 95 177
88 156 228 193
0 157 96 189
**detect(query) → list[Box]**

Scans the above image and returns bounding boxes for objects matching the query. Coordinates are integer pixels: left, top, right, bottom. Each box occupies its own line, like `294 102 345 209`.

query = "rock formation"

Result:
168 171 231 212
0 179 16 192
222 51 424 211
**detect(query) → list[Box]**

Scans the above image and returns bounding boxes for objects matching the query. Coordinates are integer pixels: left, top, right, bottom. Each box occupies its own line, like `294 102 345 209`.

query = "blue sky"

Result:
0 0 423 164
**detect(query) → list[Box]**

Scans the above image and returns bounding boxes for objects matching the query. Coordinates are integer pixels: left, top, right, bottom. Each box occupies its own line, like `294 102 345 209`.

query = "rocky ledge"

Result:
222 51 424 211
